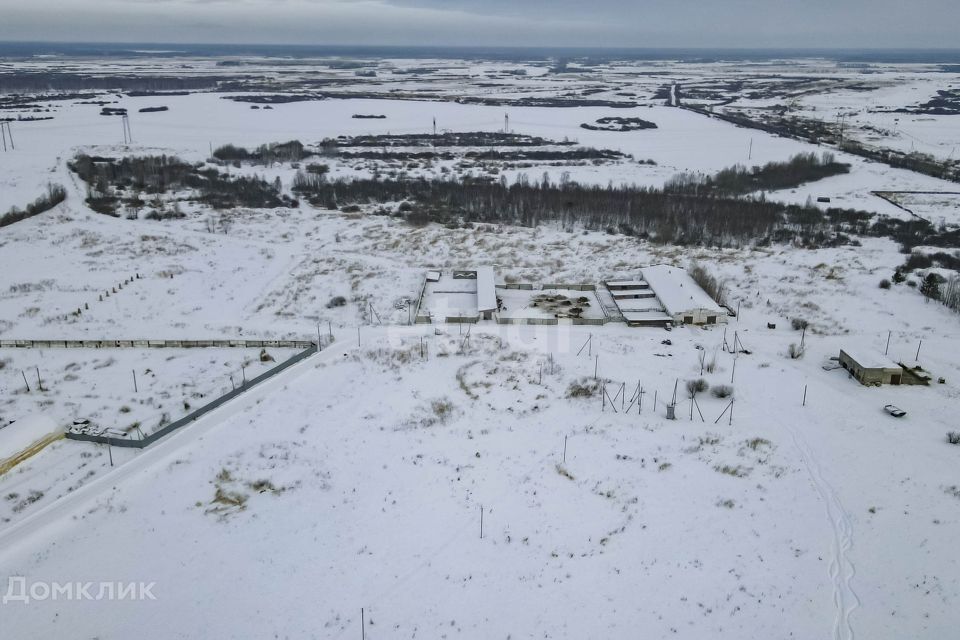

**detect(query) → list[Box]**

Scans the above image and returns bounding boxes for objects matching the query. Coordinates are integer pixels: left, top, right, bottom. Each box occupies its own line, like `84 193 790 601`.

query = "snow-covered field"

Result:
2 323 959 638
1 53 960 639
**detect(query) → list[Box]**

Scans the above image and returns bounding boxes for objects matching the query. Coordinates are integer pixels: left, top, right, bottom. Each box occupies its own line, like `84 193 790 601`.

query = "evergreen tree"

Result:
920 273 941 301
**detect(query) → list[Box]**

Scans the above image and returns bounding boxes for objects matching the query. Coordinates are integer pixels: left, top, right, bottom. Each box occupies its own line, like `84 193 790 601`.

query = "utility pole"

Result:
122 114 132 144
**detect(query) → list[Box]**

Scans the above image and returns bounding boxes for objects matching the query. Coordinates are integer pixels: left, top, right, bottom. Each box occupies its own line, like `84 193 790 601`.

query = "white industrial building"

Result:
639 265 728 326
415 266 498 323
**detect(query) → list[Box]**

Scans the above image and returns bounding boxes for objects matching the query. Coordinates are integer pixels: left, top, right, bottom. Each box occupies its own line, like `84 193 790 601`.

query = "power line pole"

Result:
121 115 132 144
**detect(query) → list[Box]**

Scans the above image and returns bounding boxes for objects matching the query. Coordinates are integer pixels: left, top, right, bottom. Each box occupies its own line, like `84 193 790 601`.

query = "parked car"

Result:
884 404 906 418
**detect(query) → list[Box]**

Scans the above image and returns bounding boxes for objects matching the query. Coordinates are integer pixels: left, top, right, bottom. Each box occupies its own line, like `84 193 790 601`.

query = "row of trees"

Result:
322 132 570 148
70 154 296 215
688 263 726 304
335 147 625 162
664 152 849 196
212 141 307 165
292 173 853 247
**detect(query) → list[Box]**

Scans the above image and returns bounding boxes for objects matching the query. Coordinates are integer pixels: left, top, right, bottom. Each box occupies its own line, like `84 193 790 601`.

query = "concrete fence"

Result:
541 283 597 291
64 343 324 449
497 283 597 292
496 316 558 326
0 339 318 350
495 316 608 326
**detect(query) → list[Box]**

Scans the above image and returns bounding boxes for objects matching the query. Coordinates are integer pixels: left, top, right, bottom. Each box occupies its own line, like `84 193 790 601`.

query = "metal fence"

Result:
495 316 608 326
0 339 318 349
64 344 324 449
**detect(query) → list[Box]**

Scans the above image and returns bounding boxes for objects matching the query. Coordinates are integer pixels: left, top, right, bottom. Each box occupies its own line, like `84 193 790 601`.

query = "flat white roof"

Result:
840 346 902 371
475 266 497 313
421 271 478 318
618 300 665 313
640 265 725 316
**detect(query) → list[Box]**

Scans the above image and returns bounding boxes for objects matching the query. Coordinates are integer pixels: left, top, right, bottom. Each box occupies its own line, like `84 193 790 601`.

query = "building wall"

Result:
674 308 728 326
839 350 903 386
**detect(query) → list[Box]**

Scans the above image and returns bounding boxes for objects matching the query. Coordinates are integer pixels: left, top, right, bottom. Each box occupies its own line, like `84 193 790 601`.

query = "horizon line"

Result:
3 40 960 53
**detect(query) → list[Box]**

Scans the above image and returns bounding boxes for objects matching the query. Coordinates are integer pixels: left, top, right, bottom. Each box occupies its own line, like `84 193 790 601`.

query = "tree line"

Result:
292 173 858 247
70 154 295 216
664 152 849 196
212 141 308 165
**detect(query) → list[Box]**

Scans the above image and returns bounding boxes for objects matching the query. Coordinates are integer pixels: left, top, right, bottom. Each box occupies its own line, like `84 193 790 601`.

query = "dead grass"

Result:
555 464 575 481
714 464 750 478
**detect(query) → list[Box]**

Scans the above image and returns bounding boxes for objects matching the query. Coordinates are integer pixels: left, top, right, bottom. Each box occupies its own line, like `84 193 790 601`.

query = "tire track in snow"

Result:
786 424 859 640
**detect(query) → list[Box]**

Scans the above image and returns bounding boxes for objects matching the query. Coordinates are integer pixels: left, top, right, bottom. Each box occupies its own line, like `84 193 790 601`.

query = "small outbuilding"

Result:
838 348 903 386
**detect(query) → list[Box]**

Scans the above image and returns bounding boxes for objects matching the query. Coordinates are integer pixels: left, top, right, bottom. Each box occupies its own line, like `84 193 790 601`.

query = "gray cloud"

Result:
0 0 957 48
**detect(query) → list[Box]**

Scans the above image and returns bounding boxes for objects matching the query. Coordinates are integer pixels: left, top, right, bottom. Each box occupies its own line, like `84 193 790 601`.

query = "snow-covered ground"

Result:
1 323 958 638
1 54 960 639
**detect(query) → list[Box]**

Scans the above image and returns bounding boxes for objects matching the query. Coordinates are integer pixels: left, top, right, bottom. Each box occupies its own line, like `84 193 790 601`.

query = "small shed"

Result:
838 348 903 386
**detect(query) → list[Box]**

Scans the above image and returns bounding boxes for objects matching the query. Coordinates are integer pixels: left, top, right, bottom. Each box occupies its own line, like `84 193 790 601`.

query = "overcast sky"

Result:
0 0 958 49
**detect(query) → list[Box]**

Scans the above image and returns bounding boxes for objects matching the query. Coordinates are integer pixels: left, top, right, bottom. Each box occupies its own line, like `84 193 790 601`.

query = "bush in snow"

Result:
566 377 602 398
947 431 960 445
879 278 891 289
711 384 733 398
326 295 347 308
788 343 804 359
686 378 709 397
790 317 809 330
